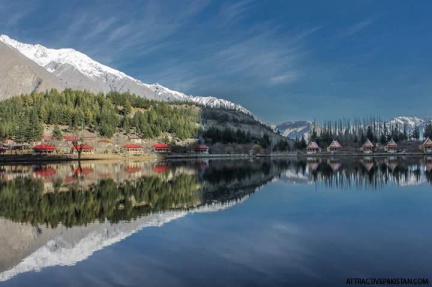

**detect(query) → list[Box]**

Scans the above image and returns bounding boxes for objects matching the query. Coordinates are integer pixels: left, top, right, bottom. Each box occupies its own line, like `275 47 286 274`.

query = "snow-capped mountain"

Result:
0 34 263 122
276 116 432 140
386 116 431 130
275 120 313 140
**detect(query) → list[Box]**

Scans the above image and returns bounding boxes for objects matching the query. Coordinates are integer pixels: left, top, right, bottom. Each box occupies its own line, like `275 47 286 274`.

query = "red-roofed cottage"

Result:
327 140 342 153
154 143 171 153
361 139 374 154
422 138 432 154
63 135 78 142
385 139 398 153
33 144 56 154
71 144 94 154
195 144 209 154
124 144 142 155
306 141 320 154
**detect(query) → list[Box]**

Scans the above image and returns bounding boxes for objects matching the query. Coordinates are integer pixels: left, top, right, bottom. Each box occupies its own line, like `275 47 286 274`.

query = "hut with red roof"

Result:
327 140 342 153
306 141 320 154
154 143 171 153
33 144 56 154
63 135 78 142
195 144 209 154
71 144 94 154
422 138 432 154
123 144 142 155
361 139 374 154
385 139 398 153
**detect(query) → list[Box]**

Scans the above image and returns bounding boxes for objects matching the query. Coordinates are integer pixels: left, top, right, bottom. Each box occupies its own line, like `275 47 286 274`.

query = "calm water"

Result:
0 158 432 287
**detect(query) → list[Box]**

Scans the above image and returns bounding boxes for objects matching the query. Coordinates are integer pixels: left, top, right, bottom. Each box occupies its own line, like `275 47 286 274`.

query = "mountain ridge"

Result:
276 116 432 140
0 35 269 126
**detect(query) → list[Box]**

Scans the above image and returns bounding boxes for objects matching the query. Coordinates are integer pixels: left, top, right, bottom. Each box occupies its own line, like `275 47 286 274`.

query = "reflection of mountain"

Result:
0 159 285 282
1 158 431 282
0 203 242 282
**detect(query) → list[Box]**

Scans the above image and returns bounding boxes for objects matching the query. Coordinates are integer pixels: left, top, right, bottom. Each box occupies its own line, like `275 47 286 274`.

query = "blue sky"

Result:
1 0 431 123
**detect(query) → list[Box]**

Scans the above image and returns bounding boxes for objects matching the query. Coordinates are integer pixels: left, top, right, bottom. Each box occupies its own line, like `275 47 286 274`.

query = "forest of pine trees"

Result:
299 117 432 149
0 89 201 142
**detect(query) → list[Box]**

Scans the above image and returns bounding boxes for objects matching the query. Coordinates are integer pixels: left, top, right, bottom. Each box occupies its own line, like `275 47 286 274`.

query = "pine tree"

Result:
412 125 420 140
53 124 63 141
424 123 432 139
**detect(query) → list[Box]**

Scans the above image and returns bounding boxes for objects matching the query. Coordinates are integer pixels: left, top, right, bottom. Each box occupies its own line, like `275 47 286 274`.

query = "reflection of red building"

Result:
124 166 141 173
72 167 94 175
154 164 169 173
154 143 171 153
33 144 56 154
33 167 56 182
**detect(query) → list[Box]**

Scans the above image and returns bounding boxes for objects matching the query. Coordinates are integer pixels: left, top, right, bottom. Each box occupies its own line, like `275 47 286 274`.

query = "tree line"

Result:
298 117 432 148
0 89 201 142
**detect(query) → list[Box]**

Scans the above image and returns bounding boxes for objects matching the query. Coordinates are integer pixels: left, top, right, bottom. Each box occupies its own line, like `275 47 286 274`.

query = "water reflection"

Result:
281 157 432 189
0 157 431 284
0 159 282 282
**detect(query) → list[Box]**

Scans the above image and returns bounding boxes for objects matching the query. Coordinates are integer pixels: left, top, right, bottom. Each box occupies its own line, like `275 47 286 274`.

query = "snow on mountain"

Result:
0 34 269 125
275 120 312 140
276 116 432 141
386 116 425 128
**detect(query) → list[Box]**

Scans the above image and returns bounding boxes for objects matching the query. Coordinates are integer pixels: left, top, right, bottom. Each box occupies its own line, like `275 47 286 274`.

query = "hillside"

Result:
0 89 290 152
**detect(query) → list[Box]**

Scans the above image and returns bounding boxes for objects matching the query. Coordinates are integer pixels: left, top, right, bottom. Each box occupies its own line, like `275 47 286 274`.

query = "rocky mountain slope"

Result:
0 35 261 122
0 42 63 98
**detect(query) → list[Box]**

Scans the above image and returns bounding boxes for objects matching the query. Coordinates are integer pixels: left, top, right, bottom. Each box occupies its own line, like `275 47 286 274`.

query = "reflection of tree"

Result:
201 160 281 203
0 160 286 227
0 175 201 228
294 158 428 189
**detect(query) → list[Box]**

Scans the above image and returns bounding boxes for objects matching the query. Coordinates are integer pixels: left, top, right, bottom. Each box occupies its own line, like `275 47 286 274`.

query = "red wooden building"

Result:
154 143 171 153
33 144 56 154
123 144 142 154
306 141 320 154
422 138 432 154
385 139 398 153
71 144 94 154
195 144 209 154
327 140 342 152
361 139 374 154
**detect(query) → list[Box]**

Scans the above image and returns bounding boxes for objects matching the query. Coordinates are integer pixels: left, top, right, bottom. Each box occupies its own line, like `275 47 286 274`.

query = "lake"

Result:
0 157 431 287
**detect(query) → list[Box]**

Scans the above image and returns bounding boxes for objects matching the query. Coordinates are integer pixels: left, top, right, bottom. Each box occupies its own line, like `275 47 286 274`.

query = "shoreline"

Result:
0 154 161 165
0 152 430 165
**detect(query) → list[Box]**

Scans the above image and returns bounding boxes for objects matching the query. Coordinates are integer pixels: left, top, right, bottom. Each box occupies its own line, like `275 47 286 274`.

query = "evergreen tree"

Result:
53 124 63 141
412 125 420 140
424 122 432 139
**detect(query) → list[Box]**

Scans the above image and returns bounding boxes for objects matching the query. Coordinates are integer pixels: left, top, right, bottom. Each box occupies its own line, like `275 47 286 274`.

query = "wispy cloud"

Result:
219 0 254 22
339 18 376 37
211 24 320 87
0 0 38 34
